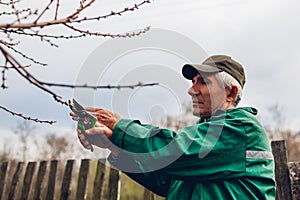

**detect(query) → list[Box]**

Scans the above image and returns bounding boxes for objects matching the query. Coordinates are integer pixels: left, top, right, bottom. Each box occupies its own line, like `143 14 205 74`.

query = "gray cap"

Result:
182 55 246 88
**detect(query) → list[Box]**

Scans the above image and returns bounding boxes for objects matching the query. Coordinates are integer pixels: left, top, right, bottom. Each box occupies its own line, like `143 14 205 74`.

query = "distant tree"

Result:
265 104 300 162
0 143 12 163
35 132 94 160
36 133 69 160
13 120 36 161
158 102 197 132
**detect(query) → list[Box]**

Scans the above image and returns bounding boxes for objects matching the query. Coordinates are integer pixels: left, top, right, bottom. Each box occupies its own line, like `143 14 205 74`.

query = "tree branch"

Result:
0 104 56 124
34 0 55 23
38 81 159 90
68 0 96 20
71 0 151 23
0 45 69 106
0 0 154 124
63 23 150 37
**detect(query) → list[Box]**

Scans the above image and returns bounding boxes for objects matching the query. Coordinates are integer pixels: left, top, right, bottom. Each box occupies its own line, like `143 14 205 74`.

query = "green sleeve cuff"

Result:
111 119 137 148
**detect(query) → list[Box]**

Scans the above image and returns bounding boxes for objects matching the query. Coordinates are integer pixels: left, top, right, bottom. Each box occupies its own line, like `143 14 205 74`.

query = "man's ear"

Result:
226 86 238 102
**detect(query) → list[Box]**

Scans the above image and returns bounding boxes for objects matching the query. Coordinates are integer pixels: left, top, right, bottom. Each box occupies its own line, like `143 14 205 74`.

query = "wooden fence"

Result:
0 140 299 200
271 141 300 200
0 158 155 200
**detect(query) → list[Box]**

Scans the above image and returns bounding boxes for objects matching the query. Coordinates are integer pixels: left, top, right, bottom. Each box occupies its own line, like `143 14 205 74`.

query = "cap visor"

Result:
182 64 220 80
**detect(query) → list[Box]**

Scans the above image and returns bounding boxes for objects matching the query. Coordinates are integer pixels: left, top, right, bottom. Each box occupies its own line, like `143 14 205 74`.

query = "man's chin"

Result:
192 110 201 117
192 109 211 118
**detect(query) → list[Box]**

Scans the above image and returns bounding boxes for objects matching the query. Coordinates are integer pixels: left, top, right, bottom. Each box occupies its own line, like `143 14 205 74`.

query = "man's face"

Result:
188 73 227 118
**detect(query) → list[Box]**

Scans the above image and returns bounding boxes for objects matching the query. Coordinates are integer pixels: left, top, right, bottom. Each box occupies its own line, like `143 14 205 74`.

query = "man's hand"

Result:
71 107 121 130
77 122 120 156
77 122 113 149
86 107 122 130
71 107 122 156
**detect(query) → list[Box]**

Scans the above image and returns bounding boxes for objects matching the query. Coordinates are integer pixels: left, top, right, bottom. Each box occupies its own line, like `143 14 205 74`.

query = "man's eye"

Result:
199 78 206 85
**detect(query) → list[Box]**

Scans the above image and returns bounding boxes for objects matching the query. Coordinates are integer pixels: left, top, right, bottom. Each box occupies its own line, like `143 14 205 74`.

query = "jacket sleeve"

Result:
107 152 172 197
110 118 247 181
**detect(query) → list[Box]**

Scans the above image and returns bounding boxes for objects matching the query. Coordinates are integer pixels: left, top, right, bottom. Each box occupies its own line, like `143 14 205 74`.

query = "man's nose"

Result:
188 86 199 96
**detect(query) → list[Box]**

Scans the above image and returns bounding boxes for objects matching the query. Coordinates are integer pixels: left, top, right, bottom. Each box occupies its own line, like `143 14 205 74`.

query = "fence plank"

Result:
107 167 120 200
46 160 58 200
271 140 293 200
60 160 74 200
289 161 300 200
0 162 8 199
21 162 37 200
76 159 90 200
92 159 106 200
33 161 47 200
8 162 24 200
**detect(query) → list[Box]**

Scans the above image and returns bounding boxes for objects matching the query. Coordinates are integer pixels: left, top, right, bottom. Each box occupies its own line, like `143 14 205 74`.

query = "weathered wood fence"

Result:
0 140 299 200
0 157 156 200
271 141 300 200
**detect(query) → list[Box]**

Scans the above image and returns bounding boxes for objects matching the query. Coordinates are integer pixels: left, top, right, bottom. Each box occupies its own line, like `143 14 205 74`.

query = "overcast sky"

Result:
1 0 300 145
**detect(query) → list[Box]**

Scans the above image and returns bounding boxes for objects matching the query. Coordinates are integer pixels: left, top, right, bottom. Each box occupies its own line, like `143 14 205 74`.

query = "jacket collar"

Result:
197 107 258 123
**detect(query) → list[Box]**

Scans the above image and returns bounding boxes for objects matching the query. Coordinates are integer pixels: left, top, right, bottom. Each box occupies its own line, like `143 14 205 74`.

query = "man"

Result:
71 55 276 199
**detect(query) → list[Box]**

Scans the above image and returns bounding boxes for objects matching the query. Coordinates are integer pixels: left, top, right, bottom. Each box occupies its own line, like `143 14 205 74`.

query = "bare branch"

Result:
0 64 31 69
71 0 151 23
64 24 150 37
55 0 60 20
6 45 47 66
0 8 30 16
10 0 21 24
38 81 159 90
1 44 159 107
1 17 70 29
0 45 69 106
1 28 86 40
0 0 151 32
10 9 35 25
0 0 153 123
0 0 21 6
1 68 8 89
34 0 55 23
69 0 96 20
0 104 56 124
0 39 19 46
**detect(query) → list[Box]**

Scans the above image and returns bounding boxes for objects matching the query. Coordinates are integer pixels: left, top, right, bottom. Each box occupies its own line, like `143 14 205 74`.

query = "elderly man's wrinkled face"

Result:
188 73 227 118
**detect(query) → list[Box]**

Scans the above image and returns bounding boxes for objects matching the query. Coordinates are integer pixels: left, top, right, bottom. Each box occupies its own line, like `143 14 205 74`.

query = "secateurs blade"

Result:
71 99 97 152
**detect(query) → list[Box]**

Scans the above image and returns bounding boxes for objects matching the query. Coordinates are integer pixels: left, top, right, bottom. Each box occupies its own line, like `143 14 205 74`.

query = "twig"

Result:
34 0 55 23
1 29 86 40
0 8 30 16
0 0 21 6
69 0 96 20
0 45 69 106
64 24 150 37
0 64 30 69
55 0 60 20
1 68 8 89
38 81 159 90
0 0 150 30
10 0 21 24
6 45 47 66
0 39 19 46
71 1 151 23
10 9 34 24
0 104 56 124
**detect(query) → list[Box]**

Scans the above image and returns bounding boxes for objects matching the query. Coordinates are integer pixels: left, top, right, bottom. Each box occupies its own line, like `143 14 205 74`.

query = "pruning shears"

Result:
71 99 97 152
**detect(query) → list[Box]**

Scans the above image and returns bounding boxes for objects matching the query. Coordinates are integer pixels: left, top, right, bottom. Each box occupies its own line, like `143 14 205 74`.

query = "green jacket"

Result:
108 107 276 199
